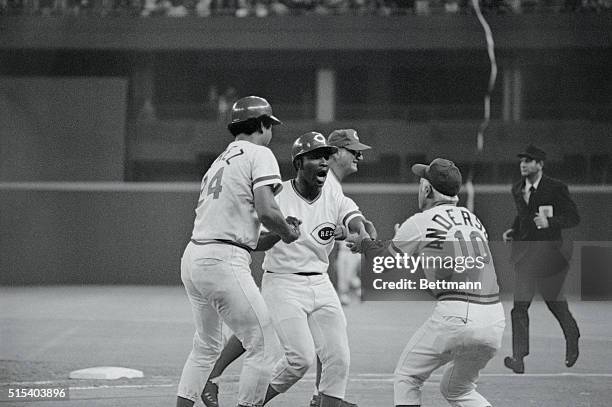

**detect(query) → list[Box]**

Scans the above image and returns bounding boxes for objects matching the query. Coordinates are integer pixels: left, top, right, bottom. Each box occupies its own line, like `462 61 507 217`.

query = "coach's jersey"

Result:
263 179 362 274
393 204 500 306
326 170 343 194
191 140 282 250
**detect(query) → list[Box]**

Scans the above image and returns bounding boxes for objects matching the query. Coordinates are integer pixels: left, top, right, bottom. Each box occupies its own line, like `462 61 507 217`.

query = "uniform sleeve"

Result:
259 193 281 234
252 147 283 195
390 217 422 256
337 195 363 228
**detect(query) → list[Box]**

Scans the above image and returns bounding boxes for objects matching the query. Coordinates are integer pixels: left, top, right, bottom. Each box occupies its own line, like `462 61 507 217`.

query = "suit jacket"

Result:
509 174 580 275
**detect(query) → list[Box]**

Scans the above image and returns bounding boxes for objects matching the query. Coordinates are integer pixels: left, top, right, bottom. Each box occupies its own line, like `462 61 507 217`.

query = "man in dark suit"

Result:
502 144 581 374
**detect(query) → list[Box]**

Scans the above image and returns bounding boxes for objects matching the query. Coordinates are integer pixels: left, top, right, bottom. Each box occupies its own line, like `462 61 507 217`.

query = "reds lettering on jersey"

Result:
191 140 282 250
263 179 362 274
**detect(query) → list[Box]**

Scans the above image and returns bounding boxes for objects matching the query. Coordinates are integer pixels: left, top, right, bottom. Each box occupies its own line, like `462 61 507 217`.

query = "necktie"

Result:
527 185 536 205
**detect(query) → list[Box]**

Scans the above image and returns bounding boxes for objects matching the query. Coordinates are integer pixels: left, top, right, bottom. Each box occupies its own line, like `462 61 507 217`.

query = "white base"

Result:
69 366 143 380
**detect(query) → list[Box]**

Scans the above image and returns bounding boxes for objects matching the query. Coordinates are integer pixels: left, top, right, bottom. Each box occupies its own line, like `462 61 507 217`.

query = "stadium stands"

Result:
1 0 610 16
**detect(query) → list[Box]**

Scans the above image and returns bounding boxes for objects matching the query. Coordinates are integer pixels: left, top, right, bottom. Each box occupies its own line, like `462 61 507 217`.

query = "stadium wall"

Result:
0 77 127 181
1 15 610 51
130 118 612 163
1 184 610 296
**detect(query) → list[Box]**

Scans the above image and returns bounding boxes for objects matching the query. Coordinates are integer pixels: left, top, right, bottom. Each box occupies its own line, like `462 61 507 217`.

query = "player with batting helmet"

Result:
177 96 299 407
255 132 373 407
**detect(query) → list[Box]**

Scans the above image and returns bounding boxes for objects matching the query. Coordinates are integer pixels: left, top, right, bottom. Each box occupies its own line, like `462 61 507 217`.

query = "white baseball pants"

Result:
262 273 350 399
177 242 277 407
394 304 505 407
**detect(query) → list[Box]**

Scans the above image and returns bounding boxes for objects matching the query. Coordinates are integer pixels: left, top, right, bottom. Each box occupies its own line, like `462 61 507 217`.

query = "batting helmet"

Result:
291 132 338 162
229 96 281 125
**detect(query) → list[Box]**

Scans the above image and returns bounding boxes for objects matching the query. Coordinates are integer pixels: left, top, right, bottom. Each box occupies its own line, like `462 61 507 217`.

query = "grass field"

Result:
1 286 610 406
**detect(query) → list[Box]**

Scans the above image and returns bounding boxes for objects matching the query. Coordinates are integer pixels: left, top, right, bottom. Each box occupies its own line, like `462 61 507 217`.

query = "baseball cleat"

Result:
565 336 579 367
201 380 219 407
309 394 321 407
504 356 524 374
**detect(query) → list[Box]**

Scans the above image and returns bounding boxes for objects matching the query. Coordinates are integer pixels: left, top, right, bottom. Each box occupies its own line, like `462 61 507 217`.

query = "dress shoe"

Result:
504 356 524 374
566 336 579 367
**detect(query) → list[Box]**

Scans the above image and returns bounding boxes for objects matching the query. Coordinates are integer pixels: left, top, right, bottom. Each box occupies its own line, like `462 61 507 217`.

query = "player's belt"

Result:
190 239 253 253
265 271 322 276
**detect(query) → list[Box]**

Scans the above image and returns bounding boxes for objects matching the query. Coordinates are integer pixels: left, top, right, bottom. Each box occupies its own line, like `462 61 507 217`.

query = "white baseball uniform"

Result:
391 203 505 407
178 140 282 406
261 179 362 399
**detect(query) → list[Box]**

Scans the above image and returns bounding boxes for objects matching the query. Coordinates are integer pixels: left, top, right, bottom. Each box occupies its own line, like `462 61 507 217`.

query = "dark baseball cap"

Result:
517 144 546 161
411 158 462 197
327 129 371 151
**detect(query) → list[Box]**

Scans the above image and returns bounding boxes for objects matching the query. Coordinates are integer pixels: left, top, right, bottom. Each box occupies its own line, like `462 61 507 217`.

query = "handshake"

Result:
282 216 302 243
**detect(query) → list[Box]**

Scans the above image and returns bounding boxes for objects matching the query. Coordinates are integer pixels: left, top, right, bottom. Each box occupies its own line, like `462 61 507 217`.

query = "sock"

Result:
315 356 322 391
320 393 342 407
208 334 246 381
263 385 280 405
176 396 195 407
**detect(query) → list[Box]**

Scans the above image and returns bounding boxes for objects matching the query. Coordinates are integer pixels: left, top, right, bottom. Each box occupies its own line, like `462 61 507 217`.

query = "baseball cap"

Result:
291 132 338 162
517 144 546 162
327 129 371 151
411 158 462 197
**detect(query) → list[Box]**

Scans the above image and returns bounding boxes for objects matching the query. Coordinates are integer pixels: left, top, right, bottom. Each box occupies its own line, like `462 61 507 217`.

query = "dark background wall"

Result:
0 77 127 181
1 187 609 293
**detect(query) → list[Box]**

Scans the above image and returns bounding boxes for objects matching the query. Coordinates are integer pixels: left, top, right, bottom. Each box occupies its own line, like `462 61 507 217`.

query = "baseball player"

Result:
199 129 376 407
348 158 505 407
307 129 375 407
177 96 300 407
260 132 372 407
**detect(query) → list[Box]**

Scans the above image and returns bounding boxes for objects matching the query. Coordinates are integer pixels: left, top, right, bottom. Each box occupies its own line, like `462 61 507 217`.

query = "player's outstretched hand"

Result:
346 229 369 254
334 225 348 241
286 216 302 228
364 219 378 240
